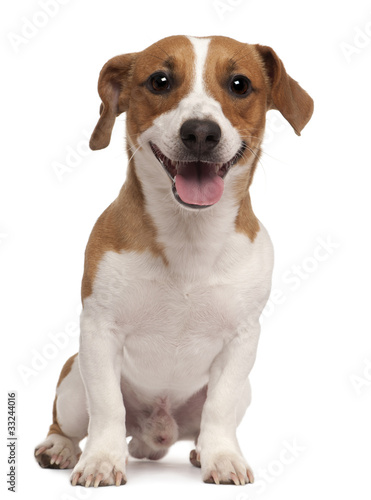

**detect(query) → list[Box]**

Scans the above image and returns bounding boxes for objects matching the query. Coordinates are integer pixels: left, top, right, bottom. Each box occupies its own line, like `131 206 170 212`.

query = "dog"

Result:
34 35 313 487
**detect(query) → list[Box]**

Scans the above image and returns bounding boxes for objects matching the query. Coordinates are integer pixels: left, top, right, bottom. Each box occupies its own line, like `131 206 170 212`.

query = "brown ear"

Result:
255 45 314 135
90 53 136 150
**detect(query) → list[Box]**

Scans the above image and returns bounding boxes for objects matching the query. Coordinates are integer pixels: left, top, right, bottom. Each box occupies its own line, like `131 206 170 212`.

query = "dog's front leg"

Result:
70 311 127 487
197 320 260 486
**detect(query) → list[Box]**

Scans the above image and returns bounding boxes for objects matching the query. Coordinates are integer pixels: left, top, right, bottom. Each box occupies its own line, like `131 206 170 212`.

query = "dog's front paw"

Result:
197 442 254 485
70 448 128 487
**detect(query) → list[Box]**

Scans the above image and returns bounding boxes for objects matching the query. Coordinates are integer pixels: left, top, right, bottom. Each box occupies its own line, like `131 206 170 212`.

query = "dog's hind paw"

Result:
189 449 201 468
35 434 81 469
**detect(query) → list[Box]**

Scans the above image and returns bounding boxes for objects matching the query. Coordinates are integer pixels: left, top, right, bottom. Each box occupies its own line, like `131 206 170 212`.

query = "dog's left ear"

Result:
90 53 137 150
255 45 314 135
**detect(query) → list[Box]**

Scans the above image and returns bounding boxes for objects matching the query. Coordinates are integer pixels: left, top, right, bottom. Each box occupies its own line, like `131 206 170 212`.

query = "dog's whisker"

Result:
235 128 264 142
236 131 262 140
127 143 143 164
243 144 265 168
246 141 284 164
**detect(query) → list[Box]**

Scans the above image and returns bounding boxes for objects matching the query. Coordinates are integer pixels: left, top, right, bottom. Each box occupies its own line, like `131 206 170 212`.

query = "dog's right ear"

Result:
90 53 137 151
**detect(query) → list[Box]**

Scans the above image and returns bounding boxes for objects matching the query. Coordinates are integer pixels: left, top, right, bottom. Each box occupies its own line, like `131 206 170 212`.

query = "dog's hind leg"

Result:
34 354 89 470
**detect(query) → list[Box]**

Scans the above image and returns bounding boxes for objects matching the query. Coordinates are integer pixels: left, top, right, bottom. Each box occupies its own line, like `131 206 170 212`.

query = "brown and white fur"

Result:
34 35 313 487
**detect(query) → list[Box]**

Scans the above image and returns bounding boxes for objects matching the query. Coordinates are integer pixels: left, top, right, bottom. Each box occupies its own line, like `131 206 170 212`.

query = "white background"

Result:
1 0 371 499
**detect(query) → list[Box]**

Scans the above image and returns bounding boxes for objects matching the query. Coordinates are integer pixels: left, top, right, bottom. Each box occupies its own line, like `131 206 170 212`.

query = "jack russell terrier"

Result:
34 35 313 487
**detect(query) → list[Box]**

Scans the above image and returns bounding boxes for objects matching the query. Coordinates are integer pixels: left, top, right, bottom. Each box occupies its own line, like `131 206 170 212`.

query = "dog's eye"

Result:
147 72 171 93
229 75 252 97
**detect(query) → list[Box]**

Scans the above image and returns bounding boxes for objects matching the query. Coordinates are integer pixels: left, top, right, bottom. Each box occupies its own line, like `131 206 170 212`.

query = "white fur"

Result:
84 226 273 406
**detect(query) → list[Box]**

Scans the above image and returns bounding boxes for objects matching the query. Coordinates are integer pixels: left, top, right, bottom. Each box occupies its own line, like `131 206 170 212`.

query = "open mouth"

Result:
150 142 246 209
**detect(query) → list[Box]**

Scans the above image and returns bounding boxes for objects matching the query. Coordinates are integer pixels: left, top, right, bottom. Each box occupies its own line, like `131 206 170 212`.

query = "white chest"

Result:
83 226 273 403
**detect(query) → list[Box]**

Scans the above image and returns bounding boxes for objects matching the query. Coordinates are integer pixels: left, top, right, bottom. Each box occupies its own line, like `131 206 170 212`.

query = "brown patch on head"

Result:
205 37 269 152
204 36 313 143
126 35 194 146
81 164 168 301
90 36 195 151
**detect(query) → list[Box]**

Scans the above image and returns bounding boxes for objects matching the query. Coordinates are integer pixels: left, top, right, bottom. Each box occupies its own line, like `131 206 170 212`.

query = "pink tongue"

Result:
175 162 224 206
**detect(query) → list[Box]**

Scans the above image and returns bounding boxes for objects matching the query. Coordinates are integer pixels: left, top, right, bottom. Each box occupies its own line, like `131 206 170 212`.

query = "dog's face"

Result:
90 36 313 210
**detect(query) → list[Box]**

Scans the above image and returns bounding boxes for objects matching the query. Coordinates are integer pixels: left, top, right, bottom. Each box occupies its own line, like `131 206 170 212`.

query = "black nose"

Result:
180 119 221 156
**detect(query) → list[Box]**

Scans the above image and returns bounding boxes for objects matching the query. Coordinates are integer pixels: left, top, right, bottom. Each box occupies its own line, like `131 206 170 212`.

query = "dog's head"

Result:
90 35 313 210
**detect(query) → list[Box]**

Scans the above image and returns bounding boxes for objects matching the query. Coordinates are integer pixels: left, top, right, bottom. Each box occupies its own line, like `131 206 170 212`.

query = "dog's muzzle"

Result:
150 120 245 209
